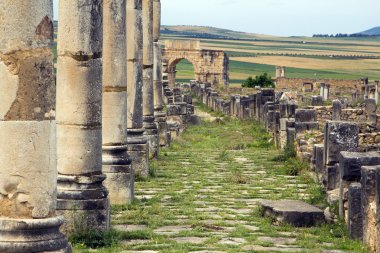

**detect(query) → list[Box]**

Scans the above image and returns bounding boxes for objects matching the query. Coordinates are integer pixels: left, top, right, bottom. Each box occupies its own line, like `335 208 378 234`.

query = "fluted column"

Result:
143 0 159 158
56 0 110 233
0 1 71 252
127 0 149 177
103 0 134 205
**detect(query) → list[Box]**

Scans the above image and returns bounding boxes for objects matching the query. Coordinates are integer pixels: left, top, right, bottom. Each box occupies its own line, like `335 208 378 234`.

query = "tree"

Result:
242 73 275 88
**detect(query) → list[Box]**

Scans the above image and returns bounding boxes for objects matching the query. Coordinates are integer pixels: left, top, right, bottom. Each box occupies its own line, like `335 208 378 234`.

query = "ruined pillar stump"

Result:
127 0 149 177
0 1 71 251
102 0 134 205
56 0 110 233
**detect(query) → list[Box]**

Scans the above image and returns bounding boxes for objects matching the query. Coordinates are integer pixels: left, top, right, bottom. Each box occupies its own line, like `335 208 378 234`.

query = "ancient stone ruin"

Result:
162 40 230 87
1 1 380 252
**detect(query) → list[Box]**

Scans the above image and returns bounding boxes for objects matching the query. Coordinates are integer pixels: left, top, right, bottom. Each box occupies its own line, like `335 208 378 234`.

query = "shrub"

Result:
242 73 275 88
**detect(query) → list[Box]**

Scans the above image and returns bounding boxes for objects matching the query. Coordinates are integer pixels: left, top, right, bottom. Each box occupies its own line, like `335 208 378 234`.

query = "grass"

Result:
165 33 380 86
73 104 368 253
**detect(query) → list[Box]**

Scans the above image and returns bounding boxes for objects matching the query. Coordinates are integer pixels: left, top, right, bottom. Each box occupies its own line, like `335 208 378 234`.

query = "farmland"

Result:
161 26 380 86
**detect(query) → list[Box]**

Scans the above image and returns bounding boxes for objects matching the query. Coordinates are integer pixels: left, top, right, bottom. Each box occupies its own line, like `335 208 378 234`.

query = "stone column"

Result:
127 0 149 177
56 0 110 233
103 0 134 205
153 0 169 147
0 1 71 252
143 0 159 158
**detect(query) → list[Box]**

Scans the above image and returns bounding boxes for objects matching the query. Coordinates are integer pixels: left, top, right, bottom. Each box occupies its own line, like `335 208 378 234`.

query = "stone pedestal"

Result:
56 0 110 233
102 0 134 205
0 1 71 251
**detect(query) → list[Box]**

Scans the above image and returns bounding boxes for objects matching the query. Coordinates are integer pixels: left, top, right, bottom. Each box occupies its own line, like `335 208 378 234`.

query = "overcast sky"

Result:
53 0 379 36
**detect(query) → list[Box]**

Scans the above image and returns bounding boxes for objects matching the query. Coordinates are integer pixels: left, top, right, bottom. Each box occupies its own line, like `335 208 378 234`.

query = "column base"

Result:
103 145 134 205
155 111 170 147
0 217 72 253
143 116 159 159
56 174 110 234
127 129 149 177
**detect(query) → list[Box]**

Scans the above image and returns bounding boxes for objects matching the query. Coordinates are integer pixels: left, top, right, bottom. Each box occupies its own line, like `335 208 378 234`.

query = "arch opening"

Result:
168 57 197 87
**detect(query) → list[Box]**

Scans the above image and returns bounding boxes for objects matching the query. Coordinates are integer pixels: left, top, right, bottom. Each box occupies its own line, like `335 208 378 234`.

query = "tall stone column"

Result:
127 0 149 177
143 0 159 158
103 0 134 205
56 0 110 233
0 1 71 252
153 0 169 147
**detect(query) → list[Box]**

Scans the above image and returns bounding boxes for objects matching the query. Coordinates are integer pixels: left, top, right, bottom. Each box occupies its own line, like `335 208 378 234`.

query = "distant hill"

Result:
161 25 271 40
358 26 380 36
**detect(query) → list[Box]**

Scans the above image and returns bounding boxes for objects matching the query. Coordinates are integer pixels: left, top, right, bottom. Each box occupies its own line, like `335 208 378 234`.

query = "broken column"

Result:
332 100 342 121
102 0 134 204
153 0 169 147
0 1 71 251
127 0 149 177
323 121 359 190
142 0 159 158
361 166 379 252
56 0 110 232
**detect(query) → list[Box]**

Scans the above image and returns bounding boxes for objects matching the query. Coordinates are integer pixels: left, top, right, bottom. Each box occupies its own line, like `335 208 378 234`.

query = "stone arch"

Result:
162 40 229 87
167 55 199 85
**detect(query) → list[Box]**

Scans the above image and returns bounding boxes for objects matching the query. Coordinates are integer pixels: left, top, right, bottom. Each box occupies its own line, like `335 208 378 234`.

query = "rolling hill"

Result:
358 26 380 36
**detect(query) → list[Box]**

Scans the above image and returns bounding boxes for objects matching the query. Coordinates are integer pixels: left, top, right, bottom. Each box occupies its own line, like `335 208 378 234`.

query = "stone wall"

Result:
276 77 362 94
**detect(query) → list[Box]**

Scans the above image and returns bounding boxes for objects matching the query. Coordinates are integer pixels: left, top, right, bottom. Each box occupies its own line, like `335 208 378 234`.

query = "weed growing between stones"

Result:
73 107 369 252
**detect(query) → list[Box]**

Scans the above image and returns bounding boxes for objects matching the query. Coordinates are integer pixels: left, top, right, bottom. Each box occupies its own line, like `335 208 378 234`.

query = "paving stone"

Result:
153 225 192 235
121 239 151 245
114 224 148 232
260 200 325 227
257 236 297 245
242 245 304 252
218 237 246 245
172 237 208 244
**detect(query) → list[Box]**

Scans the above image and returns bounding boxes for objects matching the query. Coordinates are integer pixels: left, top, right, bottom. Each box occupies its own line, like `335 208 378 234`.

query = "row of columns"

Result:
0 0 164 251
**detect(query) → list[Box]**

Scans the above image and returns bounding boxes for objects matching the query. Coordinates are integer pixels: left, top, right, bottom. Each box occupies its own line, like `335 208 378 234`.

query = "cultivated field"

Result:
161 27 380 86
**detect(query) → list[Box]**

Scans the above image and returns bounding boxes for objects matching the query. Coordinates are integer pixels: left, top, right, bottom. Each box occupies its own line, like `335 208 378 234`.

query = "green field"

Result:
163 27 380 86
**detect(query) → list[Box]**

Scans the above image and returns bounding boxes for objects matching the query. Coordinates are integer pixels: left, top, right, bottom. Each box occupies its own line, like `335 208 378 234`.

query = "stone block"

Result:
348 182 363 240
295 109 317 123
361 166 379 251
311 96 323 106
295 122 319 133
260 200 325 227
324 121 359 166
339 151 380 181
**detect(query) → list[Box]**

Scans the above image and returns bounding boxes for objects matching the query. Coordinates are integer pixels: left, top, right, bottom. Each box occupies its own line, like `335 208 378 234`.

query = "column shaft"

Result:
127 0 149 176
0 1 70 251
143 0 159 158
103 0 134 205
56 0 110 233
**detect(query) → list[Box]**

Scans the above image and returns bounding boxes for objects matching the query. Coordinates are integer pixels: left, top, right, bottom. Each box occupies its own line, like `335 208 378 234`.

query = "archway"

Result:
167 57 199 87
162 40 229 87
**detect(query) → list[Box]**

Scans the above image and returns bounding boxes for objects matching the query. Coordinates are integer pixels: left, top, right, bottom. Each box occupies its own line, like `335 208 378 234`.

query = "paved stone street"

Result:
79 108 366 253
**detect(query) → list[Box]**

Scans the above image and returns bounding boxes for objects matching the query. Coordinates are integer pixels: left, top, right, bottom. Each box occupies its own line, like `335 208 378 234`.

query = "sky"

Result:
53 0 380 37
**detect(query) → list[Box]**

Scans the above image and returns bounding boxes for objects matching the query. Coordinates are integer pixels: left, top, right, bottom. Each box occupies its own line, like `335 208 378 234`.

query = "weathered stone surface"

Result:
0 217 71 253
324 121 359 166
0 1 70 251
348 182 363 239
311 95 323 106
332 100 342 121
339 151 380 181
56 0 110 233
295 109 317 122
163 40 229 87
361 166 379 252
260 200 325 227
